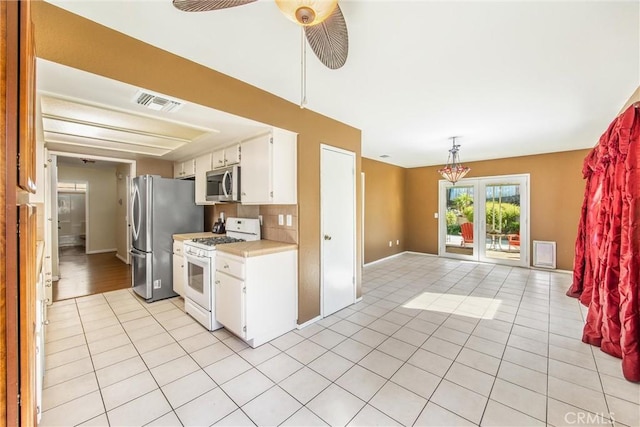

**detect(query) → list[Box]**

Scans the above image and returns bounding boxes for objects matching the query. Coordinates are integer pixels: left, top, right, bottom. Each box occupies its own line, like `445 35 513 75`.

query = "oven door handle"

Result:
184 250 208 263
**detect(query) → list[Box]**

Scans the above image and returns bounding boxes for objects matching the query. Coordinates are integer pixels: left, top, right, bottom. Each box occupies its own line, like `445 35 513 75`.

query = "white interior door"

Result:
321 145 356 317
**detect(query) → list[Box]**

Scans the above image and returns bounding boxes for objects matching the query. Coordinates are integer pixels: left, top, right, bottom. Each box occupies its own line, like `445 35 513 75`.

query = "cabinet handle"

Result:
215 280 220 284
241 192 246 196
324 234 332 241
223 264 229 269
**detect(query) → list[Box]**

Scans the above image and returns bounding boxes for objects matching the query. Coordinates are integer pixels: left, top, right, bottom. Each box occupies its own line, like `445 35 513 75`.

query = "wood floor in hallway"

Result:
53 246 131 302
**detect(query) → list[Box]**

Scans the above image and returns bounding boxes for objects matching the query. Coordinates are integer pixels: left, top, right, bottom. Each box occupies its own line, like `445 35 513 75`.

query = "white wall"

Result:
58 165 117 253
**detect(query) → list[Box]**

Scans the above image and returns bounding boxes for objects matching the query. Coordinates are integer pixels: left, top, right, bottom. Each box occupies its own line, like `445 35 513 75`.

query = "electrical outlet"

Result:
286 214 292 227
278 214 284 225
389 241 392 247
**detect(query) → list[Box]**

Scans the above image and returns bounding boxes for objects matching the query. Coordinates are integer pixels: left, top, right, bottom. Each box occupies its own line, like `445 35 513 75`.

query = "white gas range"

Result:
183 218 261 330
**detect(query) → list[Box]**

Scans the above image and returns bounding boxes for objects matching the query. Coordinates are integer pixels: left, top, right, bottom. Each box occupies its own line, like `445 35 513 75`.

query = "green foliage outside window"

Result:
461 202 520 233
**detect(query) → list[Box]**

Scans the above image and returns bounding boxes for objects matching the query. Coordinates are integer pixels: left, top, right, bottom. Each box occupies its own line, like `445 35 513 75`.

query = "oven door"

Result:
183 250 212 311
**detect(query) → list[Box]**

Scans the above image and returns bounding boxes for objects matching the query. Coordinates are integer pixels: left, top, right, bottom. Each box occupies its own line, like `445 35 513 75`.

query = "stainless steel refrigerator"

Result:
130 175 203 302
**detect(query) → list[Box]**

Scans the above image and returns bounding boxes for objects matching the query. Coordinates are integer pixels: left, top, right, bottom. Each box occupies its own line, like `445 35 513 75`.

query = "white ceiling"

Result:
37 60 271 161
43 0 639 168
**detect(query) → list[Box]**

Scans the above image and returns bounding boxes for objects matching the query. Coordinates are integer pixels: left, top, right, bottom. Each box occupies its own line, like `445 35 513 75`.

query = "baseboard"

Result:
530 266 572 275
364 251 407 267
115 253 129 264
367 250 572 275
85 248 117 255
297 315 322 329
404 251 437 257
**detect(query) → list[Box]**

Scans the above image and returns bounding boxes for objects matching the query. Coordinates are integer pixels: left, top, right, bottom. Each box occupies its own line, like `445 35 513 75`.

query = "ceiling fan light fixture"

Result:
275 0 338 26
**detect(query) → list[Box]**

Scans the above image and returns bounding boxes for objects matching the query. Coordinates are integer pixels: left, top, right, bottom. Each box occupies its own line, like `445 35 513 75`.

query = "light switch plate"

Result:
286 214 292 227
278 214 284 225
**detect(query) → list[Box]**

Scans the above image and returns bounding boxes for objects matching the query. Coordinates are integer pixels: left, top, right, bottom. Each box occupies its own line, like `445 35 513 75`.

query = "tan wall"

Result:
57 165 118 253
33 2 362 323
362 158 406 263
404 149 590 270
136 158 173 178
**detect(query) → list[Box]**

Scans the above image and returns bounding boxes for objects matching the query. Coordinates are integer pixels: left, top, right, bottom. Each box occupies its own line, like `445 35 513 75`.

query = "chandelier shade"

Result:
275 0 338 26
438 137 471 185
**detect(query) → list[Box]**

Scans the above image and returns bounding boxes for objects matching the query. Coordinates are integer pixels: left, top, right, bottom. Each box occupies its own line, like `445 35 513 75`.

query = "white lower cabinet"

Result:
215 249 297 347
172 240 185 297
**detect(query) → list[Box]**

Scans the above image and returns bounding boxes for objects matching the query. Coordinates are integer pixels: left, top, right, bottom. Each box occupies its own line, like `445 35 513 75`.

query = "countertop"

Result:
216 240 298 258
173 232 225 241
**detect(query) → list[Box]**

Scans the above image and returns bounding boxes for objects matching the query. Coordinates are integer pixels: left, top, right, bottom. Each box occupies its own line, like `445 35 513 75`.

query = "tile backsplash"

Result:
205 204 298 244
259 204 298 244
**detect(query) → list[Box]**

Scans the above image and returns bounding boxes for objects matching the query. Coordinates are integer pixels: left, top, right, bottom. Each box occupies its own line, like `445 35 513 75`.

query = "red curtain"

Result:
568 104 640 382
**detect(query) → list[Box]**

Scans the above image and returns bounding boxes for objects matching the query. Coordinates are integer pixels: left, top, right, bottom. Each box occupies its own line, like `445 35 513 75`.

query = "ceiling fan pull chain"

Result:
300 26 307 109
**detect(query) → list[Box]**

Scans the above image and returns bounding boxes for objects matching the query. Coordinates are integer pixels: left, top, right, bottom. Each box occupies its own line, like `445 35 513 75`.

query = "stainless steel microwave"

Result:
206 165 241 202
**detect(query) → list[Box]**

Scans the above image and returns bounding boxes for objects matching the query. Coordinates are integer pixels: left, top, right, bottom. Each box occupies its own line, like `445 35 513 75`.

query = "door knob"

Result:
324 235 332 241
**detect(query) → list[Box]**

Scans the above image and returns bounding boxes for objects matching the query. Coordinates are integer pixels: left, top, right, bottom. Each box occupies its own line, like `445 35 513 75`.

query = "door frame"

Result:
48 151 136 267
438 174 530 267
320 144 356 318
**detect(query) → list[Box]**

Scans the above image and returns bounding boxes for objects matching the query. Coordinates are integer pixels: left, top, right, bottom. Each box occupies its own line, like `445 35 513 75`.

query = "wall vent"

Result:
533 240 556 269
133 90 184 112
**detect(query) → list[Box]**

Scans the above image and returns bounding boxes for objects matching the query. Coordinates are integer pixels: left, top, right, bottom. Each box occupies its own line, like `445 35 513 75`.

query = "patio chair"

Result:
460 222 473 247
507 234 520 251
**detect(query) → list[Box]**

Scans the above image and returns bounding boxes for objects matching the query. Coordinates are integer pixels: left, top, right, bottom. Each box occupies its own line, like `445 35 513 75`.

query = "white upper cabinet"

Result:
212 144 241 169
195 153 212 205
173 159 195 179
240 128 297 205
211 149 226 170
224 144 241 166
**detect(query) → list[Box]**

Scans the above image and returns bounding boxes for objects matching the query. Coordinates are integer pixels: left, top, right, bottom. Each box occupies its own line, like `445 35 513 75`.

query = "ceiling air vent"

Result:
133 90 184 113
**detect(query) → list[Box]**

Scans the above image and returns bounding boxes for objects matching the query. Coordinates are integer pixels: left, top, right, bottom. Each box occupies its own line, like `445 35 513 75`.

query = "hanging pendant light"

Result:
275 0 338 26
438 137 471 185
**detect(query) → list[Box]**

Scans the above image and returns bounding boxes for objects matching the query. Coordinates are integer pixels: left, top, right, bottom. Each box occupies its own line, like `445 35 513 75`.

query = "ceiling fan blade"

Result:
172 0 256 12
304 4 349 70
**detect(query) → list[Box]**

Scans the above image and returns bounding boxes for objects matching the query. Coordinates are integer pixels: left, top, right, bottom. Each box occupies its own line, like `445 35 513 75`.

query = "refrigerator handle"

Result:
131 184 141 241
130 248 146 258
222 170 230 198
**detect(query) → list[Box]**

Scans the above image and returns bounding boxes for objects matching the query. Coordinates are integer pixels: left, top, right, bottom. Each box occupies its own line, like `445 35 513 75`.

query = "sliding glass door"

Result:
439 174 529 267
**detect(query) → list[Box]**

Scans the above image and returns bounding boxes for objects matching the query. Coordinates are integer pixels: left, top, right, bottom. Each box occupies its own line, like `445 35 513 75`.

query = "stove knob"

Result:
198 249 205 257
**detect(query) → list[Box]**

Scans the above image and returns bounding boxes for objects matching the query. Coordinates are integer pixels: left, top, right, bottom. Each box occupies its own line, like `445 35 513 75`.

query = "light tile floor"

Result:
40 254 640 426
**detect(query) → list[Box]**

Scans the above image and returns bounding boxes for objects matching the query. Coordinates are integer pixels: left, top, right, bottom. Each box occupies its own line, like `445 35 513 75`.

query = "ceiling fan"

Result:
172 0 349 70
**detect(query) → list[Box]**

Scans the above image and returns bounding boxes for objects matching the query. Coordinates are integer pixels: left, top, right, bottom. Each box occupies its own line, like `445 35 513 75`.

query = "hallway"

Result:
53 246 130 301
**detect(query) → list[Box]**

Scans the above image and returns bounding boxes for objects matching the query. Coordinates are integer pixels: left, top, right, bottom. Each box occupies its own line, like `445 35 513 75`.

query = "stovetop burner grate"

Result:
191 237 245 246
